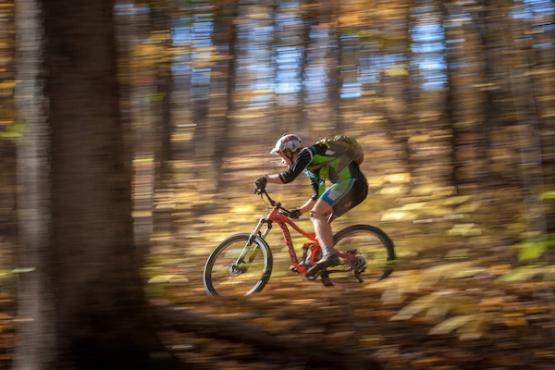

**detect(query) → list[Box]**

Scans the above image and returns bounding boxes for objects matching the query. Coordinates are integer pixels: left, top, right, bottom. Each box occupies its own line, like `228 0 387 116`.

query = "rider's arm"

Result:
263 148 311 184
298 198 316 214
266 173 285 184
276 148 312 183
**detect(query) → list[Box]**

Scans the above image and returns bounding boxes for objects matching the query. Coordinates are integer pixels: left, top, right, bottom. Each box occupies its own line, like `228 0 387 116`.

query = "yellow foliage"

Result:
380 210 414 221
231 204 256 214
379 185 409 195
0 80 15 90
455 201 482 213
384 68 409 77
447 223 482 236
386 173 411 184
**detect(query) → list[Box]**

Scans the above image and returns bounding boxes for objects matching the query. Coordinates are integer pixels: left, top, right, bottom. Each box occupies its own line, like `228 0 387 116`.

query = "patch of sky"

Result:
446 38 465 45
341 82 361 99
533 41 554 49
358 56 379 84
412 24 444 43
522 0 554 15
114 2 149 16
416 58 446 71
191 68 211 86
172 19 193 76
172 25 191 46
412 41 444 53
421 77 446 91
450 14 473 24
305 64 327 103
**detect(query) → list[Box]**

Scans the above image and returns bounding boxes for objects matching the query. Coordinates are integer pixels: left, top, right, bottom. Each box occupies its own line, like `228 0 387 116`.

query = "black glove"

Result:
288 208 301 219
254 176 268 194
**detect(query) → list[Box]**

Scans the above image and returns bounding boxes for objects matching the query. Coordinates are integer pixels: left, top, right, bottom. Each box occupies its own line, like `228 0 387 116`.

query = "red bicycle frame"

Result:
252 191 355 275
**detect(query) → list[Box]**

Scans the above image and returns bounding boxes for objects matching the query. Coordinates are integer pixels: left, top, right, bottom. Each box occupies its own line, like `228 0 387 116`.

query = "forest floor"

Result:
0 151 553 369
149 235 554 370
140 163 554 370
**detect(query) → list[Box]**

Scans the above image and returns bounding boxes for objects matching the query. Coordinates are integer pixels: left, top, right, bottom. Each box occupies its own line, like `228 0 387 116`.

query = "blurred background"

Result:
0 0 554 369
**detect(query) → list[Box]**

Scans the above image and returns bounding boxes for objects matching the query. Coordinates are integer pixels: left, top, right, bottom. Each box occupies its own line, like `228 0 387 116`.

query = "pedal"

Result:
289 265 299 273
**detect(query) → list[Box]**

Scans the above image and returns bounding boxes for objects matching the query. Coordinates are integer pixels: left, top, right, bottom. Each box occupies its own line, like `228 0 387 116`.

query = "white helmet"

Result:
270 134 303 155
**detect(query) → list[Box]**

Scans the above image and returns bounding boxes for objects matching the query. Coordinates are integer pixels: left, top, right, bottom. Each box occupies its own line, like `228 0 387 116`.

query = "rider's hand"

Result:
288 208 301 219
254 176 268 194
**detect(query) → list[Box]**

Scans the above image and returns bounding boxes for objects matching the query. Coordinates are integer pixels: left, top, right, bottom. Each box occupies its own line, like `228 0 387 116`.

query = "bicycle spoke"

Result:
205 234 271 296
333 226 395 284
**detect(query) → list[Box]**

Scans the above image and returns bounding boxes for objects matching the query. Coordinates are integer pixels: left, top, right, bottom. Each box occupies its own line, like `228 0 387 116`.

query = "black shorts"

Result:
324 176 368 222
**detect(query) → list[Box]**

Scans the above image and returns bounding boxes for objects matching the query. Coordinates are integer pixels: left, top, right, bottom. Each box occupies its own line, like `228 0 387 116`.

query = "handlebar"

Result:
257 189 294 215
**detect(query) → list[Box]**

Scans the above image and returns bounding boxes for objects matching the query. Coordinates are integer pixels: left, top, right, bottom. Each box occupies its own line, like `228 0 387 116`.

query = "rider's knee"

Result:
310 209 329 221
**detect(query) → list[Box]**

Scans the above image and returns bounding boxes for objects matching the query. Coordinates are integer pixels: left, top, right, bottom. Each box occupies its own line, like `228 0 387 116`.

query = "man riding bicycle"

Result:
254 134 368 277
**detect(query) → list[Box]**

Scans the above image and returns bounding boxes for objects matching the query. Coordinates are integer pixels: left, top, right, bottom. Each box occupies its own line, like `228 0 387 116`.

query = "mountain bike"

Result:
203 190 396 296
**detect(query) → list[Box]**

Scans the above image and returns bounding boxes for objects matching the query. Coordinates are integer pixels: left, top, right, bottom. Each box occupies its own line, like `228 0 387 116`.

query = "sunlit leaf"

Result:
148 274 176 284
497 265 539 282
391 294 440 321
429 314 475 335
12 267 35 274
447 223 482 236
514 235 555 261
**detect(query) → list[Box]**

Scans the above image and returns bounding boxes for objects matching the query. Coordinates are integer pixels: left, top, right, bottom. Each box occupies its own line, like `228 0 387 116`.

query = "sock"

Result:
321 245 334 259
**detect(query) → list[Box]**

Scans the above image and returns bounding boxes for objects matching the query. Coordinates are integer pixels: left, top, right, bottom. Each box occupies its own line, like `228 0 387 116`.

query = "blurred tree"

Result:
381 0 415 181
440 0 459 190
0 0 17 244
209 0 239 192
297 0 316 135
14 0 185 368
326 0 344 132
152 0 176 177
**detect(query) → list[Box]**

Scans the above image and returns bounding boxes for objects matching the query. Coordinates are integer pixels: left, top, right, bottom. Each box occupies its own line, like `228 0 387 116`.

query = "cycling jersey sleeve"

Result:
278 148 312 183
310 178 325 200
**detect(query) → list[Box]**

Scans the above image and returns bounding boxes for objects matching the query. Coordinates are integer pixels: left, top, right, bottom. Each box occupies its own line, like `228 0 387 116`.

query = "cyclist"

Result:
254 134 368 277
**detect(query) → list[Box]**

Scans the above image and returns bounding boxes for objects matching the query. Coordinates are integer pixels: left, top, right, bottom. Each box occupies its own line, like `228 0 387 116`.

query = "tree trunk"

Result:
15 1 185 368
329 23 344 132
297 0 314 136
440 0 460 192
14 0 56 367
208 0 238 192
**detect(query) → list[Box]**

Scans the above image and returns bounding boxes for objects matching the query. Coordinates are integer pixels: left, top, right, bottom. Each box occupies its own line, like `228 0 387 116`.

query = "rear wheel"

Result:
333 224 396 282
203 233 273 296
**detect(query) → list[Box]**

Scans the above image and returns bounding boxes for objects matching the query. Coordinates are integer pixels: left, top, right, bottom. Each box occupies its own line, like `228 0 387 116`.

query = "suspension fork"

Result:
234 218 272 266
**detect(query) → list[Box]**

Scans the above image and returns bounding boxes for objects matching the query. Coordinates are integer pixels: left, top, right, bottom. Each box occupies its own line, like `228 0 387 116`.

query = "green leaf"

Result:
497 265 543 282
0 123 25 140
514 235 555 261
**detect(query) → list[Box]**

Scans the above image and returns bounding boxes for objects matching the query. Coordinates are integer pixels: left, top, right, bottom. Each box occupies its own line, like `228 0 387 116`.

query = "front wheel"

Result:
333 224 396 282
203 233 273 296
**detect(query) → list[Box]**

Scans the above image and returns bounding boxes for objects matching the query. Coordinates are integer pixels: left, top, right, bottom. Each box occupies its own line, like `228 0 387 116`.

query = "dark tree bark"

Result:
381 0 414 182
296 0 315 136
15 1 186 369
208 0 239 192
440 0 461 191
14 1 55 367
328 14 344 132
152 3 175 178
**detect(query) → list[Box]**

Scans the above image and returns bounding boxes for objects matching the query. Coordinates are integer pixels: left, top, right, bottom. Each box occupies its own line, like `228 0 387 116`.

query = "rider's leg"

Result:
307 200 340 276
310 200 334 257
